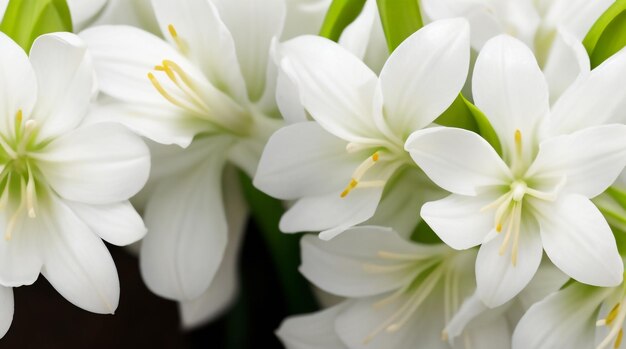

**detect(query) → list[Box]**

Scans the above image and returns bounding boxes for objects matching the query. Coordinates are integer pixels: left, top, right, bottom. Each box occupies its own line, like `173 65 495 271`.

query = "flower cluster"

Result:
0 0 626 348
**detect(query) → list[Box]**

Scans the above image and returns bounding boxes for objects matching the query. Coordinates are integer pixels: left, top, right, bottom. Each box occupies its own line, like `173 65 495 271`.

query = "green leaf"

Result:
435 94 503 155
239 173 318 314
319 0 366 41
583 0 626 68
0 0 72 52
376 0 423 52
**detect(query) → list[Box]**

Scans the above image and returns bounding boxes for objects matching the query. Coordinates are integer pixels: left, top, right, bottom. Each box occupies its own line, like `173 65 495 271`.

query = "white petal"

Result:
151 0 248 103
550 46 626 134
41 196 120 314
179 171 247 329
405 127 511 196
214 0 285 101
365 168 444 237
277 35 381 142
37 123 150 204
512 283 610 349
338 0 378 61
0 213 43 286
300 227 445 297
421 193 497 250
65 201 146 247
281 0 330 40
280 186 384 240
476 214 543 307
254 121 358 200
80 25 191 104
0 287 12 339
462 316 512 349
472 35 549 159
379 18 470 138
0 32 37 135
542 0 613 40
140 138 230 301
527 125 626 198
29 33 93 139
535 194 623 287
66 0 107 29
275 67 307 124
276 303 349 349
516 259 569 310
86 100 207 148
542 29 590 105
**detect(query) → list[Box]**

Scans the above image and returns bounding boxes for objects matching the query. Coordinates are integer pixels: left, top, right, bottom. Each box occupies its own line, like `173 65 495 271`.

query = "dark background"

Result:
2 219 312 348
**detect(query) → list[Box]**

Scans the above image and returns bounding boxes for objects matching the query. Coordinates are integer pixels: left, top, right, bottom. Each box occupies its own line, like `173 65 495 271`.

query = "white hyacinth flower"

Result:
276 226 512 349
255 18 470 240
405 34 626 307
421 0 613 102
0 30 150 325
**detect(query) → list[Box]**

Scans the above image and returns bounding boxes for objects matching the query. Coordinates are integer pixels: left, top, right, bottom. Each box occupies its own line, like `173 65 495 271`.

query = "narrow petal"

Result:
151 0 248 103
65 201 146 247
277 35 381 142
281 0 330 40
179 171 247 329
476 214 543 307
140 138 230 301
0 213 43 287
549 45 626 134
338 0 378 61
421 193 497 250
472 35 549 159
254 121 358 200
542 29 590 105
41 196 120 314
512 283 610 349
535 194 623 287
379 18 470 138
279 186 384 240
0 287 12 339
405 127 511 196
276 303 349 349
0 32 37 135
275 67 307 124
29 33 93 139
214 0 285 101
527 124 626 198
37 123 150 204
300 227 445 297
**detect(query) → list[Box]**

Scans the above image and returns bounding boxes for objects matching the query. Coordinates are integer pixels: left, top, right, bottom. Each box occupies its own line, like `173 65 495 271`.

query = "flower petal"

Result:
65 201 146 247
379 18 470 138
0 32 37 135
214 0 285 101
0 287 13 339
151 0 248 103
527 124 626 198
37 123 150 204
276 302 349 349
300 227 446 297
179 171 247 329
275 67 307 124
549 44 626 134
542 29 590 105
472 35 549 159
29 33 94 139
41 195 120 314
0 213 43 287
535 194 623 287
254 121 358 200
476 214 543 307
421 193 498 250
542 0 613 40
405 127 511 196
512 283 610 349
140 137 230 301
277 35 381 142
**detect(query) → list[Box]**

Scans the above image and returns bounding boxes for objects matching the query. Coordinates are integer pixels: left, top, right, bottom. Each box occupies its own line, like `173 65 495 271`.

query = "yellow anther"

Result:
15 110 22 125
496 223 502 232
167 24 188 53
340 179 358 198
154 65 166 71
514 129 522 156
616 329 623 349
608 304 621 325
167 24 178 39
372 152 379 161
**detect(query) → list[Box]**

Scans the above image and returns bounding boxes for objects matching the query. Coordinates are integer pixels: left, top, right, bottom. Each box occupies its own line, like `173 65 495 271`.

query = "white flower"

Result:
0 31 149 317
81 0 299 320
0 286 12 339
405 34 626 307
421 0 612 102
277 226 511 349
255 18 469 240
511 279 626 349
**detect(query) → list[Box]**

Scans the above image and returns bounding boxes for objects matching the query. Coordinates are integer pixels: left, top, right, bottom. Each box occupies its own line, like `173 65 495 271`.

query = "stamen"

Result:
5 178 26 241
340 152 381 198
514 129 522 157
597 301 626 349
168 24 188 53
25 163 36 218
147 72 201 113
